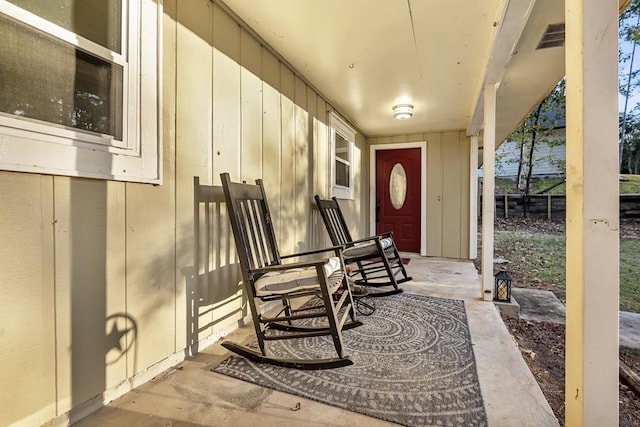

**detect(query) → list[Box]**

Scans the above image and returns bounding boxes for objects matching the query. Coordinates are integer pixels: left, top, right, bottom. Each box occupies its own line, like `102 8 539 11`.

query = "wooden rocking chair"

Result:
220 173 362 369
314 196 412 297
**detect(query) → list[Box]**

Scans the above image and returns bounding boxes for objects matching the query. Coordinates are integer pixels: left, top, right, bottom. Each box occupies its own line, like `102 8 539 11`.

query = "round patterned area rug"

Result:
212 293 487 427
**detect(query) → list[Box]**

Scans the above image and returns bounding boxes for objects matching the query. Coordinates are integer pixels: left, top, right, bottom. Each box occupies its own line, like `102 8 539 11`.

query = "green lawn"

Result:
491 176 640 312
495 174 640 195
620 174 640 193
495 231 640 313
620 238 640 312
494 177 566 195
495 230 566 293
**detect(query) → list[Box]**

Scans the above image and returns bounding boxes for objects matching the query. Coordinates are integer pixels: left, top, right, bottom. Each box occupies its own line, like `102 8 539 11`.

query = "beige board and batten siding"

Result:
367 131 471 259
0 173 56 425
0 0 368 425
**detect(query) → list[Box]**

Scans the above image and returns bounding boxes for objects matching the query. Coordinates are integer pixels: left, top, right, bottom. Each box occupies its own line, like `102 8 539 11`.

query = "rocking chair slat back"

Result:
223 178 280 283
314 197 353 246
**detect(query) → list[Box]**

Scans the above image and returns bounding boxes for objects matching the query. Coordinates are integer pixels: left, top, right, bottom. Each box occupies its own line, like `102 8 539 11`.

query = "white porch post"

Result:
469 135 479 260
481 83 497 301
565 0 619 425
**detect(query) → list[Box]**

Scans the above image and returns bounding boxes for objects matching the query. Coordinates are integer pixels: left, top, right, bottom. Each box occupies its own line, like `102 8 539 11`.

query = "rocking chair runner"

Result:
314 196 412 297
220 173 362 369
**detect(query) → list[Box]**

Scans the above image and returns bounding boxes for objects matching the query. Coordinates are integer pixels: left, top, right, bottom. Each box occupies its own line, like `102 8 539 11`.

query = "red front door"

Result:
376 148 421 253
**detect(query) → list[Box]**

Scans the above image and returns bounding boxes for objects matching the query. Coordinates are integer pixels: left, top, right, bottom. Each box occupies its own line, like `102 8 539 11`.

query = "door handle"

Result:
376 197 380 223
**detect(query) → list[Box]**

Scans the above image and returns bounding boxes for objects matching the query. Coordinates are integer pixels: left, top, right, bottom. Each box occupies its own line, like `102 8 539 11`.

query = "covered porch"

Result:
74 256 558 427
0 0 623 425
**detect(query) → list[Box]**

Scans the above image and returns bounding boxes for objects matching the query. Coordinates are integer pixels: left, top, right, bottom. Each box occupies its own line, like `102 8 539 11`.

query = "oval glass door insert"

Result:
389 163 407 210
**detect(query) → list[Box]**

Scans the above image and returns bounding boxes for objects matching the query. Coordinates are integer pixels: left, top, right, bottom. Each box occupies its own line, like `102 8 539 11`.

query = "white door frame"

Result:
369 142 427 256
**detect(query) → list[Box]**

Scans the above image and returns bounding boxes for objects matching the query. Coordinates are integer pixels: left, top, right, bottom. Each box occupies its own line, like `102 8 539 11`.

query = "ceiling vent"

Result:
536 23 565 49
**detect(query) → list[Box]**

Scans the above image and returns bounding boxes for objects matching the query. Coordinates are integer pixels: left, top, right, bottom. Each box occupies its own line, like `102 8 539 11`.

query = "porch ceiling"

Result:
219 0 566 141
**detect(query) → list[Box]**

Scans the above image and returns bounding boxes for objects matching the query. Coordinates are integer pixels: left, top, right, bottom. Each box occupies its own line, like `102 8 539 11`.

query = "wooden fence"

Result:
482 194 640 219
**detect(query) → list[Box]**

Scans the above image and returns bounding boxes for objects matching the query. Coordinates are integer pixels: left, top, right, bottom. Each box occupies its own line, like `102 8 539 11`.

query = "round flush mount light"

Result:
392 104 413 120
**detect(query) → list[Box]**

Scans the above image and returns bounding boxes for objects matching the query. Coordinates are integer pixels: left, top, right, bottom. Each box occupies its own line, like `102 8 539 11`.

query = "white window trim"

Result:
329 112 355 200
0 0 162 184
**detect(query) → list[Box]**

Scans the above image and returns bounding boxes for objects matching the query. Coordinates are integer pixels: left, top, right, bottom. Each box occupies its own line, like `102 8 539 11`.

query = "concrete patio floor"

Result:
73 255 559 427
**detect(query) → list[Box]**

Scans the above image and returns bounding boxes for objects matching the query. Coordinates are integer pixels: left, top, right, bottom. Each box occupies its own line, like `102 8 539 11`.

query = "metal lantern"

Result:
494 270 512 302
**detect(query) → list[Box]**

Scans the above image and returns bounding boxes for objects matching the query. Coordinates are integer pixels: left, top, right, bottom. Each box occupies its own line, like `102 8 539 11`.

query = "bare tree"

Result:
503 80 566 195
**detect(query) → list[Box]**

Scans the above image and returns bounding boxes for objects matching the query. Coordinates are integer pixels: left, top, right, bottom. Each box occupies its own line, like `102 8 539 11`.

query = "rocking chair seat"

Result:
255 257 343 296
343 237 393 258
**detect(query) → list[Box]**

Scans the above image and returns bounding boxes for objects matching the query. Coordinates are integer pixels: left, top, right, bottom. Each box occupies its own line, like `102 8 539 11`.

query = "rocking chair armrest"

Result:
377 231 394 239
252 257 338 274
280 245 344 259
347 235 385 245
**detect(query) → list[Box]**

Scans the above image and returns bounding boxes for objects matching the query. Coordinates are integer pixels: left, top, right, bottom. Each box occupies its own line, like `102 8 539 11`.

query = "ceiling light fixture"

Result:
392 104 413 120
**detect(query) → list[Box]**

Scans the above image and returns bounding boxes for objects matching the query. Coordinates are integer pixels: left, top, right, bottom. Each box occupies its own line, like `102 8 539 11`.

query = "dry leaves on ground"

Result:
496 218 640 426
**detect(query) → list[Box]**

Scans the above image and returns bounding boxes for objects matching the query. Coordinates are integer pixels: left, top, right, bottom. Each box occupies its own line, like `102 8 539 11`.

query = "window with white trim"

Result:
330 112 355 200
0 0 161 183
